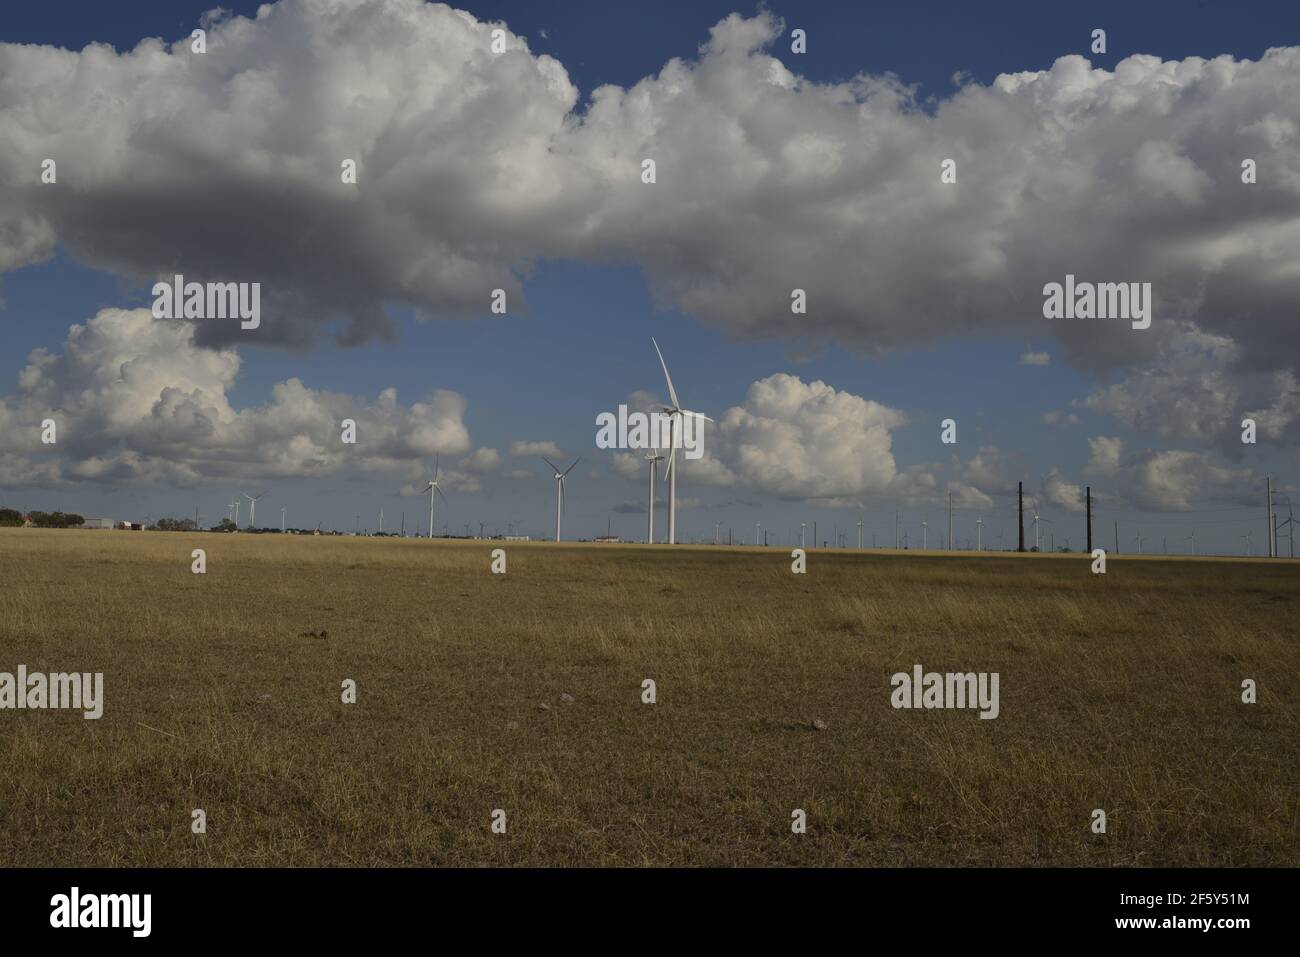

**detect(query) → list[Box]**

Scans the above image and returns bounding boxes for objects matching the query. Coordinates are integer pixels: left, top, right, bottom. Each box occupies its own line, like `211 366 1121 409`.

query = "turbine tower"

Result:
644 451 663 543
856 519 864 548
976 515 984 551
1185 528 1197 555
242 491 265 529
652 338 712 545
543 456 581 542
422 456 447 538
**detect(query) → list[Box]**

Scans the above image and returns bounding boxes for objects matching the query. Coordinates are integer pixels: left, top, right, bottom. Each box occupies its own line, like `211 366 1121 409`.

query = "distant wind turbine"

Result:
644 451 663 543
652 338 712 545
242 491 265 529
422 455 448 538
543 456 581 541
976 514 984 552
1185 528 1197 555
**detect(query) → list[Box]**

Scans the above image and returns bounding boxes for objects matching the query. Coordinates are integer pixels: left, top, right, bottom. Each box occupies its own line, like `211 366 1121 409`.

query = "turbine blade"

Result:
435 485 449 504
652 338 681 411
542 456 560 474
561 456 581 477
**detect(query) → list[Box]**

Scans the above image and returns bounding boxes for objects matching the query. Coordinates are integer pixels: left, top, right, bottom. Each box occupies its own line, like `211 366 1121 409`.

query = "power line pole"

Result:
947 491 952 552
1018 482 1025 552
1266 476 1275 557
1085 486 1092 553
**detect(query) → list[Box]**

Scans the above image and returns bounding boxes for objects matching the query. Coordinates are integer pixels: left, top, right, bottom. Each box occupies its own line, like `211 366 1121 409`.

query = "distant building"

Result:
593 535 621 543
503 535 531 542
79 518 114 530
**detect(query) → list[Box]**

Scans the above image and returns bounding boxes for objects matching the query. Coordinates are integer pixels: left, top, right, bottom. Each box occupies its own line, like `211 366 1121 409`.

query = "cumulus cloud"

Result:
700 374 905 499
1042 468 1085 513
460 446 501 472
510 440 562 459
2 1 1298 389
1019 351 1050 366
1042 410 1080 427
1087 436 1125 475
1084 321 1300 447
0 309 470 486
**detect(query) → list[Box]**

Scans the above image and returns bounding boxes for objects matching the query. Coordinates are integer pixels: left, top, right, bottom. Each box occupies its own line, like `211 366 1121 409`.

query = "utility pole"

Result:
1085 486 1092 553
1266 476 1275 557
895 511 900 550
947 491 952 552
1018 482 1025 552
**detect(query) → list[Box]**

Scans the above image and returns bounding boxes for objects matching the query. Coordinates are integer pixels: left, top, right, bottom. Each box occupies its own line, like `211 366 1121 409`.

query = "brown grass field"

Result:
0 527 1296 867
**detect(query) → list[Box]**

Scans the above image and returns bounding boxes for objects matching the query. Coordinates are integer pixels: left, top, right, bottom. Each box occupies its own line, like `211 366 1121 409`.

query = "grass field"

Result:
0 527 1296 867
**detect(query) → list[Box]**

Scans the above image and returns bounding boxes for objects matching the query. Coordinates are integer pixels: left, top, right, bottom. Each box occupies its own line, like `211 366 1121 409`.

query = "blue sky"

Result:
1 1 1297 552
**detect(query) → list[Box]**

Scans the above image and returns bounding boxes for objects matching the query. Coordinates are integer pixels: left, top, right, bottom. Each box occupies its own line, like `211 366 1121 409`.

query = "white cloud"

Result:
1019 351 1050 366
1042 468 1085 513
1087 436 1124 475
0 309 470 486
1 3 1297 391
460 447 501 472
510 440 562 459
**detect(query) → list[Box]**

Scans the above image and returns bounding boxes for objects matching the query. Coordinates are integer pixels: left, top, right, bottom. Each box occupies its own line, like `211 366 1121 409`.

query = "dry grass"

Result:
0 528 1295 866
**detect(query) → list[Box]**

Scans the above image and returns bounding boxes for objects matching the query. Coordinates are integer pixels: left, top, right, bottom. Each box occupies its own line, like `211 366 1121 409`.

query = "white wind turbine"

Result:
422 456 448 539
231 498 241 527
652 338 713 545
644 451 664 544
1185 528 1197 555
543 456 581 542
976 514 984 551
242 491 265 529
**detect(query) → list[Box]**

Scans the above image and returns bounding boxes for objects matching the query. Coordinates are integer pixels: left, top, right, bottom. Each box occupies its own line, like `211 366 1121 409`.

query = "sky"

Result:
1 0 1298 553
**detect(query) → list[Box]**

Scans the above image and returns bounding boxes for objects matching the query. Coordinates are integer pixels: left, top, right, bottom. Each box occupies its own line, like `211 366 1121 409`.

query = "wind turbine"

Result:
976 515 984 552
281 506 286 533
1243 531 1253 556
921 518 928 550
644 451 663 543
1185 528 1197 555
422 456 447 538
379 507 384 535
543 456 580 541
857 519 864 548
242 491 265 529
226 499 238 522
800 522 807 548
1132 528 1144 555
652 338 712 545
233 499 241 527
